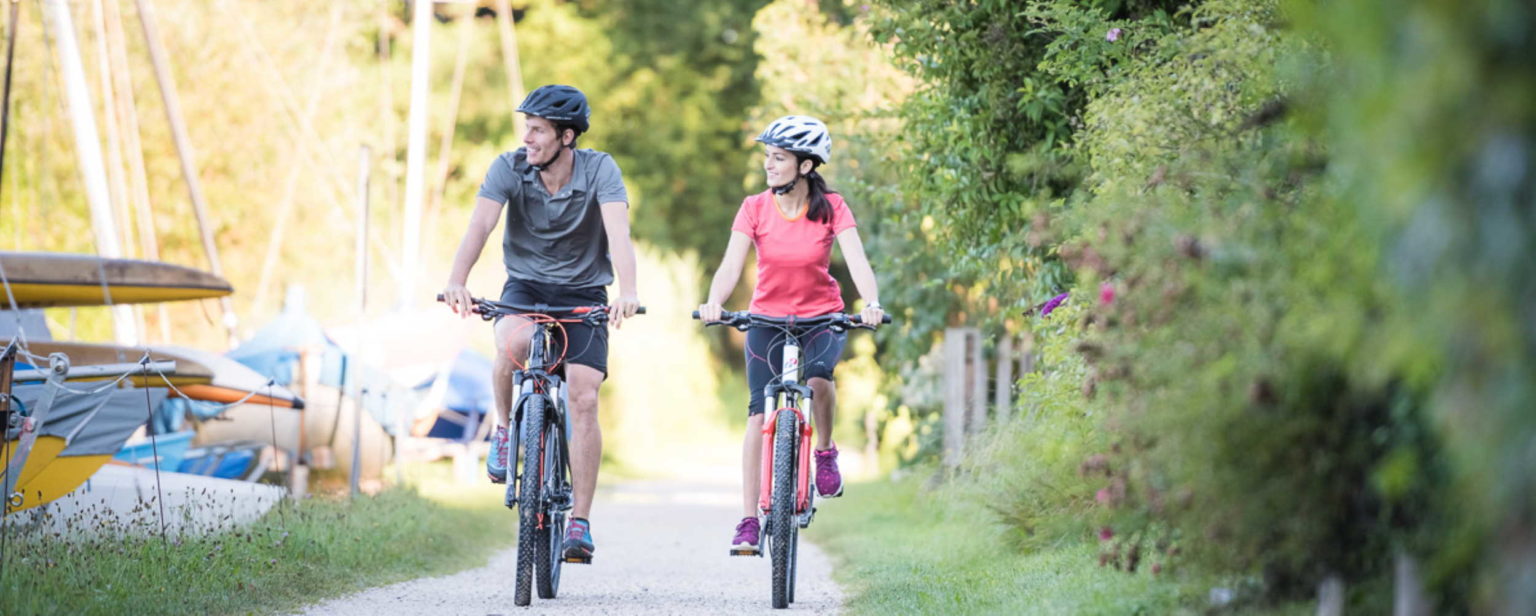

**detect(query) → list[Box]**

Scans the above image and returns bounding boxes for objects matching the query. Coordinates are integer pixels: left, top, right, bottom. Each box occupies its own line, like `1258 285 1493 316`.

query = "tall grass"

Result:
0 464 510 615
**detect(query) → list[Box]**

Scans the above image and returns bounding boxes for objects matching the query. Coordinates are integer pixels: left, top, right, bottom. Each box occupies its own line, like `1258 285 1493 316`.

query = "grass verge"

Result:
809 473 1310 616
0 462 512 615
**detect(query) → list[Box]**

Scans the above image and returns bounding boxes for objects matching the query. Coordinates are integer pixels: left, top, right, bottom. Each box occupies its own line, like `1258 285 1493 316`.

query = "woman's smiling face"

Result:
763 145 806 187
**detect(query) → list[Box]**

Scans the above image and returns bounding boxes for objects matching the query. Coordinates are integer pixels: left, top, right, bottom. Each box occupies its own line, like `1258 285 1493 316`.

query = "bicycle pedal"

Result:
562 555 592 564
729 547 761 557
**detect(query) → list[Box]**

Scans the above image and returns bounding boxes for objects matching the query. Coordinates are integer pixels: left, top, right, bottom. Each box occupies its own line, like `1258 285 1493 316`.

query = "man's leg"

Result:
565 363 604 520
492 316 534 426
487 316 532 482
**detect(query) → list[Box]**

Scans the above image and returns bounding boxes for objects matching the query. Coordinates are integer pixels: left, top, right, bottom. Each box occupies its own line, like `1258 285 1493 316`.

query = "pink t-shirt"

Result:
731 190 858 317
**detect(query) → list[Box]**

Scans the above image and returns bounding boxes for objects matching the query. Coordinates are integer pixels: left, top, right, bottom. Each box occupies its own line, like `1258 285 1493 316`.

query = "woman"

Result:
697 115 884 554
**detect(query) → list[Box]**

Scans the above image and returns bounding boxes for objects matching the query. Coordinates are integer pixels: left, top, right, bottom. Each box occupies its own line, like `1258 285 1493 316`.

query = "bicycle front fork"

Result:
757 394 815 516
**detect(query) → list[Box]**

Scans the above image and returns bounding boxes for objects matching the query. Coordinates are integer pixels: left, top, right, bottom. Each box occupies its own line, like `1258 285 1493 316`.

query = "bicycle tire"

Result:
536 409 566 599
770 407 798 609
514 394 546 606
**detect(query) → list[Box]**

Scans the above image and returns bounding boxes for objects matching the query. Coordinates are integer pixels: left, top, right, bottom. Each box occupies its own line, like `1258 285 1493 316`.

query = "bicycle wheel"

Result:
769 407 798 609
514 393 546 606
536 408 567 599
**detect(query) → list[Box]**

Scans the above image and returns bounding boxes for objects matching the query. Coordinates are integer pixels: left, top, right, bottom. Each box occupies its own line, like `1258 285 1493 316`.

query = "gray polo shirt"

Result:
476 147 628 288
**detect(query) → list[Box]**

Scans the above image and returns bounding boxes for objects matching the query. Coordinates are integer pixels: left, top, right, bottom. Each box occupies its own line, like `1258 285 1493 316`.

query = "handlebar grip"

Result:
635 307 647 315
691 310 700 320
435 293 445 302
850 314 895 325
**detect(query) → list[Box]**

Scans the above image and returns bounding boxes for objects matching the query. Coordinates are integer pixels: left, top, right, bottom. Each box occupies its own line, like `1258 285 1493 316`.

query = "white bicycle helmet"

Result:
756 115 832 164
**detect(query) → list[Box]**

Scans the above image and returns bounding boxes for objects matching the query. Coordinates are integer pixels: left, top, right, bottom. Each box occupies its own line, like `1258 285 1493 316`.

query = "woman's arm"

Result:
699 231 753 321
837 228 885 325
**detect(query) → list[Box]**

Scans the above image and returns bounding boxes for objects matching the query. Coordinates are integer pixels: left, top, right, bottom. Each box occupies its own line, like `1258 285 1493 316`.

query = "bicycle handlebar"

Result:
436 294 646 320
690 310 892 330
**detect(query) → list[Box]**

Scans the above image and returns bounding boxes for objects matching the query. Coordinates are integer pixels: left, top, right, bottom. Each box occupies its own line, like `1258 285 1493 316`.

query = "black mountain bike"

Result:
694 310 889 609
440 295 642 606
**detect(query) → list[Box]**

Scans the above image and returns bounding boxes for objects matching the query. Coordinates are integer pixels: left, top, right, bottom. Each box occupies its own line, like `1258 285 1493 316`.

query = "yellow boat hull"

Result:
1 435 110 513
0 251 232 308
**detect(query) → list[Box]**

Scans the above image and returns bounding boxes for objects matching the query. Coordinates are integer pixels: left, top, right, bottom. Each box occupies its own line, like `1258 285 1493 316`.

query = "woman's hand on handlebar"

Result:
858 302 886 329
442 284 475 318
697 302 726 324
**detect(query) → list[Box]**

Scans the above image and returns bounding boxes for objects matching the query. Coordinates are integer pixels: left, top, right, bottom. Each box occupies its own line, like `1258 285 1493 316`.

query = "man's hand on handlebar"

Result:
442 284 474 318
610 295 642 329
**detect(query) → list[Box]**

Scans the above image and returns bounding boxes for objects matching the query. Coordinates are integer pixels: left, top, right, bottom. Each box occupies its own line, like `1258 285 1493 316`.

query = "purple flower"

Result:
1099 282 1116 305
1099 526 1114 541
1039 292 1069 317
1106 28 1123 42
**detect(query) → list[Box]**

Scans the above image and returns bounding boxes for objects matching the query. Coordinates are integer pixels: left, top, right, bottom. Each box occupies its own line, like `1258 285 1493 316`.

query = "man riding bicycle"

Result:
442 84 640 564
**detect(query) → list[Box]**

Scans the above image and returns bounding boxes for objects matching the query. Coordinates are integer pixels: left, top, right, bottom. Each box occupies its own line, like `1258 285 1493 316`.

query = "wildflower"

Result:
1106 28 1123 42
1098 526 1114 541
1099 282 1116 305
1039 292 1069 317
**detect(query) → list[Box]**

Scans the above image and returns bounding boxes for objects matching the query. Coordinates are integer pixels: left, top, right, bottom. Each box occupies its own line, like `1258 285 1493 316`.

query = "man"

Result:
441 84 640 563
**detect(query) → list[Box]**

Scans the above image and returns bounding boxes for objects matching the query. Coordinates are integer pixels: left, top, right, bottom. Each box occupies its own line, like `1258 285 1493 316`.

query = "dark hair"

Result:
799 156 838 224
557 123 581 148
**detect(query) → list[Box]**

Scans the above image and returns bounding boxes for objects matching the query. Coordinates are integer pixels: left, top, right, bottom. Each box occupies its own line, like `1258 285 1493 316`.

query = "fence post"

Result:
943 328 979 468
995 335 1014 422
943 329 965 468
968 331 986 437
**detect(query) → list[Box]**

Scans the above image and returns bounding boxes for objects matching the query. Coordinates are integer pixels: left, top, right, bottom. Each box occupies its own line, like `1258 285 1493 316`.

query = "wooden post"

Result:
1394 551 1429 616
351 146 371 498
134 0 239 347
1317 575 1345 616
968 329 986 436
995 335 1013 422
943 328 980 468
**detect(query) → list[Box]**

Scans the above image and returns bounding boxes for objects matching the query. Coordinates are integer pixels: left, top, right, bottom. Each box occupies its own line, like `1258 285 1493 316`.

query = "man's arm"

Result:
600 201 640 327
442 196 505 317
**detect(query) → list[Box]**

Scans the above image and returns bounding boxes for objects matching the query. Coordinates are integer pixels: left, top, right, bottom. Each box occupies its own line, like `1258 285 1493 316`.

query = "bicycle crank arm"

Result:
797 505 817 529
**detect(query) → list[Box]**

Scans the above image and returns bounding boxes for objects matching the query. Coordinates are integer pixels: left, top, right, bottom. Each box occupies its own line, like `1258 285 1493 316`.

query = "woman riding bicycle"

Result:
696 115 884 555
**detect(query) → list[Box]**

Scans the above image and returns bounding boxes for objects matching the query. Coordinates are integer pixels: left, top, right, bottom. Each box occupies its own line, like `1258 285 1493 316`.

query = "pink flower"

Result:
1099 282 1116 305
1106 28 1123 42
1099 526 1114 541
1096 488 1111 504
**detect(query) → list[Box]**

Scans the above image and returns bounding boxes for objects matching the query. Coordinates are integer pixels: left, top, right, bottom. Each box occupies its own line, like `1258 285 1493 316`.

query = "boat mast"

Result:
41 0 137 345
133 0 239 347
399 0 433 310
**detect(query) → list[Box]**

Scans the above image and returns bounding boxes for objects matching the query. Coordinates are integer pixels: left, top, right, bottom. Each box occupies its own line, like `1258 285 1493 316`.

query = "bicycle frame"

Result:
506 321 571 513
758 343 815 519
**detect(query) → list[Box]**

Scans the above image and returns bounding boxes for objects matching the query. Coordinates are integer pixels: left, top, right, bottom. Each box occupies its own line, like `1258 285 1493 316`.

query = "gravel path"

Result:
293 480 844 615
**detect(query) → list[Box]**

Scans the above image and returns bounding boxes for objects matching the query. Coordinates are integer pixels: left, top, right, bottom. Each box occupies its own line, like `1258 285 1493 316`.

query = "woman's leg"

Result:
742 326 780 516
809 377 836 451
742 413 764 516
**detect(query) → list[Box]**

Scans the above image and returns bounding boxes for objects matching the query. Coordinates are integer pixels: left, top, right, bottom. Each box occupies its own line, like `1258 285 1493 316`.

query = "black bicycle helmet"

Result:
517 84 591 134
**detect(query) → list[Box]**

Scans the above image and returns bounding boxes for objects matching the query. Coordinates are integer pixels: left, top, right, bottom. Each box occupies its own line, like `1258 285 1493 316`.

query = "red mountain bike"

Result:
694 310 889 609
441 295 643 606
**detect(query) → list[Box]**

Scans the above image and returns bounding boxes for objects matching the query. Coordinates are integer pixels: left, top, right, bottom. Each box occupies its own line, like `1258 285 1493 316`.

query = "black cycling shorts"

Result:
744 323 846 416
499 277 609 378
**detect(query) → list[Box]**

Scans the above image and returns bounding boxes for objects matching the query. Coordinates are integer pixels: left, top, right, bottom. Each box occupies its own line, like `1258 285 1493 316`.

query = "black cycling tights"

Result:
743 323 847 417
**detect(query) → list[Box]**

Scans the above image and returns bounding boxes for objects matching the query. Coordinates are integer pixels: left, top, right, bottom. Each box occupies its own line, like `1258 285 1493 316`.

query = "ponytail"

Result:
800 159 838 224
